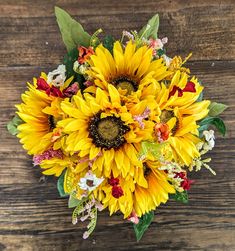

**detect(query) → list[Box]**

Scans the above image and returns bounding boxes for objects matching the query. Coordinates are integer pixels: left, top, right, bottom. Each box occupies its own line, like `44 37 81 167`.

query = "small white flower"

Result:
122 30 134 41
162 54 172 67
196 142 204 151
161 37 168 44
47 64 66 87
78 171 104 192
73 61 80 73
203 130 215 150
78 64 87 75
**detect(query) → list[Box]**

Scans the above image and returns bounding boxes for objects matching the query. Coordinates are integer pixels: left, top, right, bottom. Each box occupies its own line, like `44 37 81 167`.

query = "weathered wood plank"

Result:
0 181 234 250
0 0 234 67
0 0 234 250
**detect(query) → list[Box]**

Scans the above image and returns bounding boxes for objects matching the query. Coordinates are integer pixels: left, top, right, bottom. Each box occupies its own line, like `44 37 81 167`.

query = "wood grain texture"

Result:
0 0 234 250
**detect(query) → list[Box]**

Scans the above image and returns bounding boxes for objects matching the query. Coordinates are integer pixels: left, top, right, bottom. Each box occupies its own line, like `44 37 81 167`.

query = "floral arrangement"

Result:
8 7 227 241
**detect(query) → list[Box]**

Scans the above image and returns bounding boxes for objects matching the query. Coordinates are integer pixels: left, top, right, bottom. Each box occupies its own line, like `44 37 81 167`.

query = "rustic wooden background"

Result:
0 0 234 250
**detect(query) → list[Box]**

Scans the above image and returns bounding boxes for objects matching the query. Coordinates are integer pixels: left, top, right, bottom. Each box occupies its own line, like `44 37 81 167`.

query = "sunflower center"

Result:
113 77 137 95
97 119 119 140
143 163 151 177
89 114 130 150
48 115 56 130
160 110 179 135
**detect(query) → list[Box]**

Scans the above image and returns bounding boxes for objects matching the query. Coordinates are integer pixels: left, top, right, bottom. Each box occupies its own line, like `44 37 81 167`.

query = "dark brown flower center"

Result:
143 163 151 177
86 179 94 187
113 77 137 95
89 113 130 150
48 115 56 130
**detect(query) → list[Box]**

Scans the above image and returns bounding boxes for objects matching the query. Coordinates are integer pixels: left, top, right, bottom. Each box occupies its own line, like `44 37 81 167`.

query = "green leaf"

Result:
133 211 154 242
63 48 78 77
55 6 91 52
57 171 69 197
63 48 84 85
138 14 159 40
68 194 81 208
208 102 228 117
103 35 115 53
171 190 188 204
7 114 23 136
199 117 226 136
157 48 166 57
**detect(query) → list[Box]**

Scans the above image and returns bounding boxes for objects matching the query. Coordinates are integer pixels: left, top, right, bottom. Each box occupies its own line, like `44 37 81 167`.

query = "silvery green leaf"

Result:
7 114 23 136
68 194 81 208
138 14 159 39
55 6 91 52
208 102 228 117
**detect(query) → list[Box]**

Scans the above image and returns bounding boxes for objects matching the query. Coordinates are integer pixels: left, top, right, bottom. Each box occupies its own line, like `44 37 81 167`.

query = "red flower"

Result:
50 86 63 97
108 174 123 198
36 78 63 97
183 82 196 93
169 85 183 97
36 78 51 95
78 46 94 64
175 172 186 179
108 176 119 186
181 178 194 190
112 185 124 198
175 172 194 191
169 82 196 98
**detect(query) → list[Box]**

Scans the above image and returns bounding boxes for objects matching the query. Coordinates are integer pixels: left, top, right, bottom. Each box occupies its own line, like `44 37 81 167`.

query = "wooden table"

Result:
0 0 234 250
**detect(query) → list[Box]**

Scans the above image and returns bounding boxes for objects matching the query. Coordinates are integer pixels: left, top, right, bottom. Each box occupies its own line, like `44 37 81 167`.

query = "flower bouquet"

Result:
8 7 227 241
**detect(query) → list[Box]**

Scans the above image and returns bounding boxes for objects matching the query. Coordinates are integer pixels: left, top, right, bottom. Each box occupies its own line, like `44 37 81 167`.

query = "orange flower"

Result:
154 123 170 142
78 46 94 64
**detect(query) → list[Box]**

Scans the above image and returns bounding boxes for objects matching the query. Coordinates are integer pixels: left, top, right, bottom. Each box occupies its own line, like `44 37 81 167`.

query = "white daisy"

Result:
47 64 66 87
78 171 104 192
203 130 215 150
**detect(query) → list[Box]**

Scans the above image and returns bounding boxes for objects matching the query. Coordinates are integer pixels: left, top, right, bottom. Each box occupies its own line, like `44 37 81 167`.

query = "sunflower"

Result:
153 71 210 165
85 41 170 95
98 157 175 218
58 84 157 180
100 175 135 218
16 72 72 155
39 152 88 177
133 160 175 217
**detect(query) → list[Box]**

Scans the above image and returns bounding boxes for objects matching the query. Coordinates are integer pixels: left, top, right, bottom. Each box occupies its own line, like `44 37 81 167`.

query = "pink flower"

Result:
33 149 63 165
128 211 139 224
133 107 151 129
63 83 79 97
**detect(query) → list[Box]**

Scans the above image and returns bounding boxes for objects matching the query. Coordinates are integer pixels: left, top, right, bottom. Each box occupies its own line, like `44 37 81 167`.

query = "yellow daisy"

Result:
86 41 170 95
